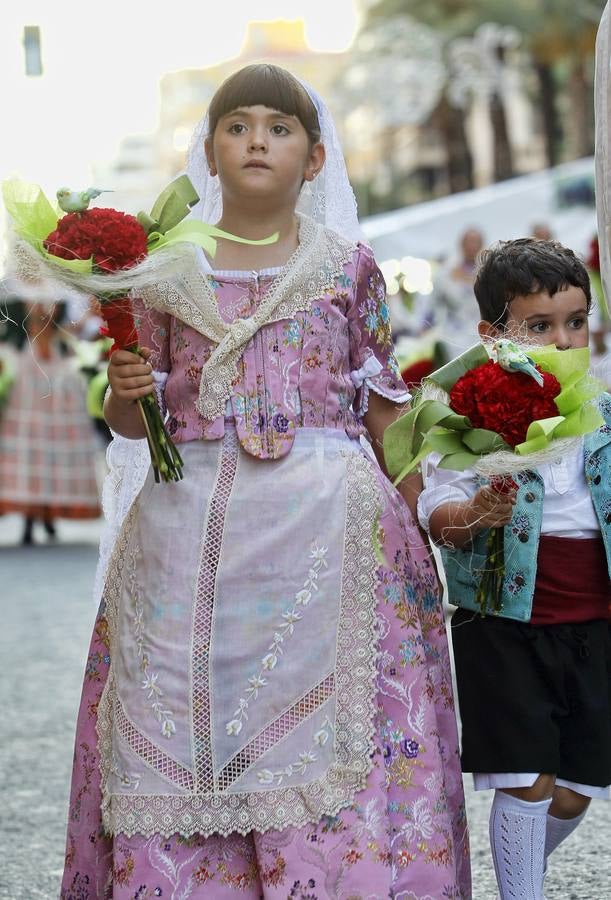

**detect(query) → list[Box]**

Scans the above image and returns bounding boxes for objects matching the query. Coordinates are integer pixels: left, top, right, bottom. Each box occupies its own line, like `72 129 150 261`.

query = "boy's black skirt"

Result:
450 608 611 787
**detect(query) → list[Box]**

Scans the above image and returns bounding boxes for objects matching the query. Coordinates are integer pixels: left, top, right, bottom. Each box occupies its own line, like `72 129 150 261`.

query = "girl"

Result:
60 64 469 899
0 292 100 543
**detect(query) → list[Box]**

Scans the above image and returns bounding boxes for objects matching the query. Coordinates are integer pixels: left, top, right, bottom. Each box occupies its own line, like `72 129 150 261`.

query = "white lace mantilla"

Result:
96 439 382 837
139 215 357 422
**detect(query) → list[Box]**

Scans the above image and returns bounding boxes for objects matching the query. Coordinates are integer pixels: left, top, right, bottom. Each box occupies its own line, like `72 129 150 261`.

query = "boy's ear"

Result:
204 138 217 177
478 320 501 340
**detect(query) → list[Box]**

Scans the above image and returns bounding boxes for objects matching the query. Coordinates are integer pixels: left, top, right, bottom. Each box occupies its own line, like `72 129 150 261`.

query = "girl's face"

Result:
205 105 324 208
480 285 590 350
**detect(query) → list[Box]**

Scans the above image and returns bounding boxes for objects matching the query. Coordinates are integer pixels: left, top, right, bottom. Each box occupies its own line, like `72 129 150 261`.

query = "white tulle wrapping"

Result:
12 238 201 301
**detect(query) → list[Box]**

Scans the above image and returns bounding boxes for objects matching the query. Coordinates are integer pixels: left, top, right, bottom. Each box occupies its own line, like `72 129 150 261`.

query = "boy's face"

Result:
479 285 590 349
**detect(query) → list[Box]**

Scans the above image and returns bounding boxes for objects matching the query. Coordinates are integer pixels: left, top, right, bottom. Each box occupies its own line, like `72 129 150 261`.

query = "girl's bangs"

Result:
207 65 320 141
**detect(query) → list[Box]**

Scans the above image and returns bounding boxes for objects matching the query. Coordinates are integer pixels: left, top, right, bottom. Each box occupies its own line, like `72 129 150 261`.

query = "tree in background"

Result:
348 0 605 208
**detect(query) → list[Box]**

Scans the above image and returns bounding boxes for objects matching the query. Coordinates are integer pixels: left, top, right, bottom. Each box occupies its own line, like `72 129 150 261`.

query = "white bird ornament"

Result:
493 338 544 387
56 187 112 213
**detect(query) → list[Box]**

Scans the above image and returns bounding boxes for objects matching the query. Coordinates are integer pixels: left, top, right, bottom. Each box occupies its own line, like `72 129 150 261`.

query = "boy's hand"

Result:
108 347 154 404
466 484 516 530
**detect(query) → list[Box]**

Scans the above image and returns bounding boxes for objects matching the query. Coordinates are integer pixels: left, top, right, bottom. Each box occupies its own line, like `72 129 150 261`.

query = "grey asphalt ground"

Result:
0 513 609 899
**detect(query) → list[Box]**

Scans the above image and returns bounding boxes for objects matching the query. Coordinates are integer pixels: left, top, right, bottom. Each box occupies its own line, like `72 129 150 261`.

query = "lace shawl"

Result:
138 215 357 421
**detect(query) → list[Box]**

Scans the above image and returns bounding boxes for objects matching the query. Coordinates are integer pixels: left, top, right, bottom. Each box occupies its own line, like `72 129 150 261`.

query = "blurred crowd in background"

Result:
1 0 610 544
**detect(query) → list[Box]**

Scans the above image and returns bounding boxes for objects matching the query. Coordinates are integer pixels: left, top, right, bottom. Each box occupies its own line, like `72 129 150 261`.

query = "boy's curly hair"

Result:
473 238 592 327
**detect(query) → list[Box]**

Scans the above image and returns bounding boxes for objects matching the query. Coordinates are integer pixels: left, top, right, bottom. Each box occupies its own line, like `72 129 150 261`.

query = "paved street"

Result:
0 513 609 900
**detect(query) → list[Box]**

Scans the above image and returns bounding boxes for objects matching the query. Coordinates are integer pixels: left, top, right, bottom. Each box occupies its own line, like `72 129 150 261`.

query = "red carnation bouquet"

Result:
43 205 182 482
3 176 278 482
384 342 605 614
446 358 562 612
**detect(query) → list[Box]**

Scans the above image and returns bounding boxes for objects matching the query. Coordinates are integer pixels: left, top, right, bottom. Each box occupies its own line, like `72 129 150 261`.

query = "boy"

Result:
417 238 611 899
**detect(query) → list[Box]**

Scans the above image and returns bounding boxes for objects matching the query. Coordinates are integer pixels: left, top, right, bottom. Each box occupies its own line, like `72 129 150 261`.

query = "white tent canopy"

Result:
361 157 597 263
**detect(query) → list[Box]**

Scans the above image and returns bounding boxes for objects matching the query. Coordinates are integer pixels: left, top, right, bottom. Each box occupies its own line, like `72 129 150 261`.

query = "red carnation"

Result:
44 208 147 271
449 359 561 447
99 297 138 351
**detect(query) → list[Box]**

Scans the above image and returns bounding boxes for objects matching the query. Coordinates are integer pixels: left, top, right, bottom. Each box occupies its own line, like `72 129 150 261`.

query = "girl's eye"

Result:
530 322 549 333
568 316 586 329
271 124 289 135
228 123 246 134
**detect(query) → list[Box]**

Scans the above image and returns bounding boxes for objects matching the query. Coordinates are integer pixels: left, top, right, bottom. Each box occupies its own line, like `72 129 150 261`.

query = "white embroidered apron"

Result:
98 427 382 837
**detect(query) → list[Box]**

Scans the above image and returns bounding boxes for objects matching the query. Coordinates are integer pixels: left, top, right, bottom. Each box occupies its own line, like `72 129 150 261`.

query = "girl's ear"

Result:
304 142 326 183
478 320 501 340
204 138 217 177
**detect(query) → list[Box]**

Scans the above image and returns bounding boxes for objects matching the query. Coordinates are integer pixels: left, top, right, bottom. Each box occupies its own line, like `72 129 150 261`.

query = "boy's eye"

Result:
228 123 246 134
271 124 289 135
568 316 586 329
529 322 549 333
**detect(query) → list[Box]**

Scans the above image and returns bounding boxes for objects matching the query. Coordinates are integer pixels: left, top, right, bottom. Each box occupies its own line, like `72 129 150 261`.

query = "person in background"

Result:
421 226 485 360
531 222 554 241
0 287 101 544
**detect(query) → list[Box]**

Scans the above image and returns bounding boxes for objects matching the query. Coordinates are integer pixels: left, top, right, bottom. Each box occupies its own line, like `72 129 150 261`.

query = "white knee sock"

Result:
489 790 551 899
544 810 586 862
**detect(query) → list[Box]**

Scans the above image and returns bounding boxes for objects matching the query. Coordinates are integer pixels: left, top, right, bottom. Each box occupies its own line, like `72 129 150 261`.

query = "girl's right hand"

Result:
467 484 516 530
107 347 154 403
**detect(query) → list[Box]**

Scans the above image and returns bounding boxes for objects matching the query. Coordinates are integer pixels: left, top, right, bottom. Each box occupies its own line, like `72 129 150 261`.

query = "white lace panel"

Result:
97 431 382 837
217 673 335 791
93 433 150 608
138 216 357 422
192 428 239 792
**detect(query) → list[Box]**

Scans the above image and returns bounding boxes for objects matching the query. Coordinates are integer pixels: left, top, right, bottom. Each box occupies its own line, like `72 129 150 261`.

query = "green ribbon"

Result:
383 398 509 484
147 219 278 258
383 343 605 483
425 343 490 392
141 175 278 255
137 174 199 235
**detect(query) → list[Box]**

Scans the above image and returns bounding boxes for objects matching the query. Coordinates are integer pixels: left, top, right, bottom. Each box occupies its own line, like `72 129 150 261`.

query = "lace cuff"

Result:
351 356 411 417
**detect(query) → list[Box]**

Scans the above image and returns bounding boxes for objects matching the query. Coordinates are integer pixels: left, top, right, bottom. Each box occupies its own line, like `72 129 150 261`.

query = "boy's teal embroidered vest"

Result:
440 394 611 622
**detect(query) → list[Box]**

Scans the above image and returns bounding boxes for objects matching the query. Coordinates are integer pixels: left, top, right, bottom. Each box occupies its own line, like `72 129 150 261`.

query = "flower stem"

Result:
128 347 183 483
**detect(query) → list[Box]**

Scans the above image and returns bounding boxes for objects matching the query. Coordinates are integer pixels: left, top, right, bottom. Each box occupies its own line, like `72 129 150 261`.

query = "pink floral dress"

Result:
61 218 470 899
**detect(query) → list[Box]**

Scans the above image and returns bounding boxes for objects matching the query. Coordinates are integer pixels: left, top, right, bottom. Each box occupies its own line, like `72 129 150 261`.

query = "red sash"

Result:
530 535 610 625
